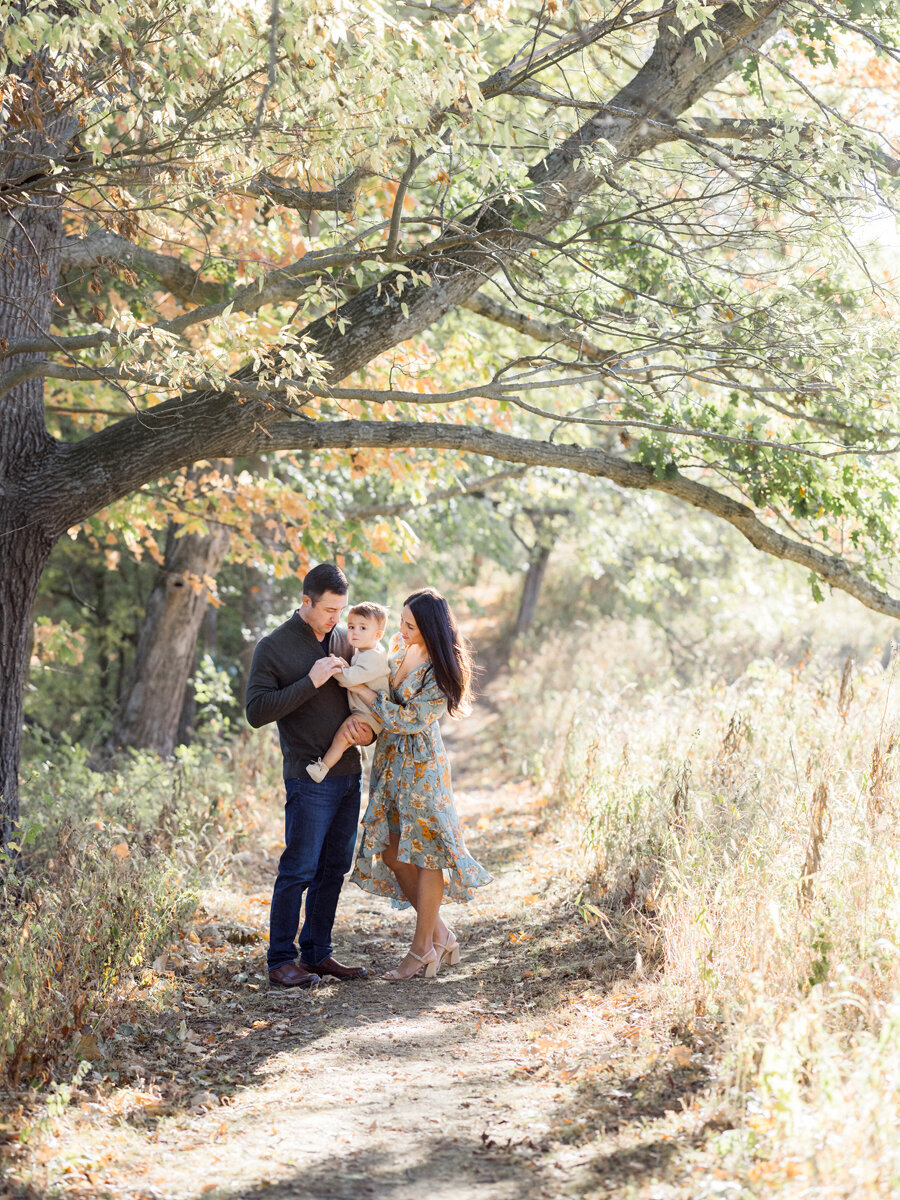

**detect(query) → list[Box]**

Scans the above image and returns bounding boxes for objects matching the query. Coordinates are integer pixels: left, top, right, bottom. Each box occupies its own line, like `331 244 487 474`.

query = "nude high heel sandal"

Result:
434 930 460 969
384 948 438 981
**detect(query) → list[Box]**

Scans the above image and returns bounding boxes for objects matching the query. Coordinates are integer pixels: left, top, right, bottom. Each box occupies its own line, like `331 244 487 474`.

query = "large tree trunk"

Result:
108 522 231 756
0 536 54 845
0 80 71 839
514 544 552 640
237 564 274 700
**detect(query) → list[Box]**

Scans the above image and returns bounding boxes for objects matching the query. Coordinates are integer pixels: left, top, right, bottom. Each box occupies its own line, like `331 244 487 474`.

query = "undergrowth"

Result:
500 594 900 1197
0 732 280 1091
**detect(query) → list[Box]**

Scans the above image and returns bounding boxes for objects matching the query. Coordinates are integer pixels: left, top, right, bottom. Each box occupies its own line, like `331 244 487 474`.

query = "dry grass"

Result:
498 589 900 1197
0 731 281 1091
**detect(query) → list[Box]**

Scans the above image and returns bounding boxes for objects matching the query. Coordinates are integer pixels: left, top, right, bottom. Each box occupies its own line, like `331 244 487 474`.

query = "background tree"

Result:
4 0 900 841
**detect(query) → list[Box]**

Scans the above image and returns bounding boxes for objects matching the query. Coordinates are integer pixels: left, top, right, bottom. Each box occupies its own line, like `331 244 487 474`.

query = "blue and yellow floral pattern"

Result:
351 637 492 908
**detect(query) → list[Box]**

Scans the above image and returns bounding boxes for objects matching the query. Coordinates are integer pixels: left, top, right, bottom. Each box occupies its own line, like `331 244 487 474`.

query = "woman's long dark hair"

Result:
404 588 474 718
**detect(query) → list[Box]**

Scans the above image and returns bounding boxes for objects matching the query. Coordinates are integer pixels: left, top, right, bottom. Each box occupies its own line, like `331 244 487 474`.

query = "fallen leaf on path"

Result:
667 1044 693 1067
531 1036 572 1054
76 1035 103 1061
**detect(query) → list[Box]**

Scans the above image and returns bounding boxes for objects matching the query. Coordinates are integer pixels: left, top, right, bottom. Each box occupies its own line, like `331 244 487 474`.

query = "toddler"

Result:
306 602 390 782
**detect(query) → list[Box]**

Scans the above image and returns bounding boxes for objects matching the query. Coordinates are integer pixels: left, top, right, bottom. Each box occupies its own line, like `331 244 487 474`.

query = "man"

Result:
245 563 372 988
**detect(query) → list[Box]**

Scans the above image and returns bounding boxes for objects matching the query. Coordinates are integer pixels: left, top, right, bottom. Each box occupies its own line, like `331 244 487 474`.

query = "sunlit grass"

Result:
499 580 900 1196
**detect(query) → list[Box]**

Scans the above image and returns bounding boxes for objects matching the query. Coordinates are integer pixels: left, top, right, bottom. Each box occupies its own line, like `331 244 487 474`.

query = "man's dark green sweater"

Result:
245 612 362 779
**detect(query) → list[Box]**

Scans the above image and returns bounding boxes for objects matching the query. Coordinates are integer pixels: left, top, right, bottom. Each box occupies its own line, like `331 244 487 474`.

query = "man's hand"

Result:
309 656 345 688
345 716 376 746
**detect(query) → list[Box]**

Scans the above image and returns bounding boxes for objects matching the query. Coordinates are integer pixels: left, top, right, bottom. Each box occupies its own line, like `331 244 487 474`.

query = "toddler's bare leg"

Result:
321 717 371 769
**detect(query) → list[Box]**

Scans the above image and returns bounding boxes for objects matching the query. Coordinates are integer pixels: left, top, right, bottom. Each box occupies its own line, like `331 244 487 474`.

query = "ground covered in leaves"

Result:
2 733 742 1200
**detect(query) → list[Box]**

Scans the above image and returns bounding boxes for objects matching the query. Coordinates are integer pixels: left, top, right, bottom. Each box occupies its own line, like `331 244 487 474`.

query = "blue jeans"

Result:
267 773 362 970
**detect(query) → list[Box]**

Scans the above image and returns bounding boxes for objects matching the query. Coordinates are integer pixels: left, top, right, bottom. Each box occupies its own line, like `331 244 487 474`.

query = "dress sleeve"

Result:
371 672 446 734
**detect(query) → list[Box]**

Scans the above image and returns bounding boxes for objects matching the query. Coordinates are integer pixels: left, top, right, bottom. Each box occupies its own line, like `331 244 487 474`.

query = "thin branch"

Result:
512 86 900 179
60 230 226 306
0 360 532 405
501 392 894 461
11 155 374 214
385 153 423 262
461 292 613 362
6 238 381 359
343 467 528 519
25 354 891 465
235 164 372 214
253 0 281 137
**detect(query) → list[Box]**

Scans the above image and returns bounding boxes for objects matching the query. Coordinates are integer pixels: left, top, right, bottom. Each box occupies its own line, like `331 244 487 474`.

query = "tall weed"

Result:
501 605 900 1195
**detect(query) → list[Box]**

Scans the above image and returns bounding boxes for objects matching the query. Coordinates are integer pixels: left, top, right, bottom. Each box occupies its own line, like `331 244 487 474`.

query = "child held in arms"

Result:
306 602 390 783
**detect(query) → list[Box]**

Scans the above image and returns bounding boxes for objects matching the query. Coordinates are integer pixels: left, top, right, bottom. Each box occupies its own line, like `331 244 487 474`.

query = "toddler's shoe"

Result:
306 759 328 783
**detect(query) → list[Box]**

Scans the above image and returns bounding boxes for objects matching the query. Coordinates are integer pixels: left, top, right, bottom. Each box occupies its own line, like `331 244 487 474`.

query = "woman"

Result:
349 588 492 980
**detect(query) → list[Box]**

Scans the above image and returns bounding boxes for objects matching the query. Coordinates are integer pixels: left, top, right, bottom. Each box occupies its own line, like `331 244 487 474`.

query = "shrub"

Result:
0 820 194 1086
0 731 280 1089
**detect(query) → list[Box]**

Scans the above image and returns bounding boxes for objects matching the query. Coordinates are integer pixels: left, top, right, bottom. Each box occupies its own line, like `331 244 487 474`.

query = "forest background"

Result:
4 0 900 1193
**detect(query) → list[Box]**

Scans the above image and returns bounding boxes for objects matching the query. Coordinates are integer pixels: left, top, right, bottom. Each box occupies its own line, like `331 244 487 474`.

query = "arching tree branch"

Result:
249 419 900 620
45 410 900 620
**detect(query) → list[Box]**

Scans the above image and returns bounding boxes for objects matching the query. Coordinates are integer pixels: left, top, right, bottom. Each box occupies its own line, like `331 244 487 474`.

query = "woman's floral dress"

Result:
350 638 492 909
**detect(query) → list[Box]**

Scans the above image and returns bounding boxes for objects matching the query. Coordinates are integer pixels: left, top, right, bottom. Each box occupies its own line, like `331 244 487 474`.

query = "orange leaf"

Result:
666 1044 692 1067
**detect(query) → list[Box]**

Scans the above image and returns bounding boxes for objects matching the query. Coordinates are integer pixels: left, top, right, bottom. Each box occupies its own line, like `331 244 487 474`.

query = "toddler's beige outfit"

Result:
337 645 390 733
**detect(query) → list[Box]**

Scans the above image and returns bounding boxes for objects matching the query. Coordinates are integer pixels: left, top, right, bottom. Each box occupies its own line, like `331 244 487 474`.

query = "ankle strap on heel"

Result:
408 949 436 963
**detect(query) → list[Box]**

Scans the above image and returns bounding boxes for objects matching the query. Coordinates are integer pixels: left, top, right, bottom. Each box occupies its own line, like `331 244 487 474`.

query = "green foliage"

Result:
190 653 239 741
27 535 150 745
1 734 279 1087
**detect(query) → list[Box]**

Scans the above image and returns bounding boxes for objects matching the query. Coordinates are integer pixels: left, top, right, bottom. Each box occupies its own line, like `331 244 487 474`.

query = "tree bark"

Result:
237 564 275 702
514 544 553 640
107 523 231 757
0 534 53 844
0 69 72 836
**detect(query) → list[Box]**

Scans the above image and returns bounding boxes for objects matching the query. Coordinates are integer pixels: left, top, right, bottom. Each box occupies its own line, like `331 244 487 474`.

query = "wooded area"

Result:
5 4 900 1195
3 0 900 844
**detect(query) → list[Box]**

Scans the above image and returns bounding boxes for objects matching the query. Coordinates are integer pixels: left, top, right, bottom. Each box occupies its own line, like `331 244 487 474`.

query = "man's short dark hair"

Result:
303 563 348 604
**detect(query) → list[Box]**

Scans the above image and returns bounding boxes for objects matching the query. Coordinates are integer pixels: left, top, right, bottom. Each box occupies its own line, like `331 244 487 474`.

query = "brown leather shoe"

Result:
299 956 368 980
268 962 320 989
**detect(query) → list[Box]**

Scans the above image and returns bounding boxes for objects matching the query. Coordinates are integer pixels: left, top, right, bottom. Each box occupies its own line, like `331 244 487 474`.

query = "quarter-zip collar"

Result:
291 609 327 643
290 609 342 654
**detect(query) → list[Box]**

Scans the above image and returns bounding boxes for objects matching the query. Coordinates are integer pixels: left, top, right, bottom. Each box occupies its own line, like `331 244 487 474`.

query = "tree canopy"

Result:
3 0 900 834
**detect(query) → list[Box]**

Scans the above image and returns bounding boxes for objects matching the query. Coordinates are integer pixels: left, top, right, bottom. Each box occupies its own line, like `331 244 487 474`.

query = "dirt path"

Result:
8 753 730 1200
